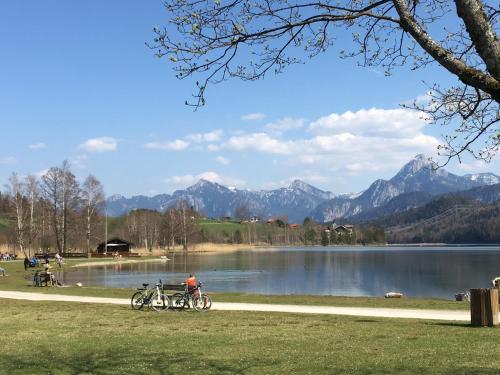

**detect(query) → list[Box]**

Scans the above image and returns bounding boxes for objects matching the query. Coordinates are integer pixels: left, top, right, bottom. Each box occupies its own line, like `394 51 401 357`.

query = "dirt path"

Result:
0 291 469 321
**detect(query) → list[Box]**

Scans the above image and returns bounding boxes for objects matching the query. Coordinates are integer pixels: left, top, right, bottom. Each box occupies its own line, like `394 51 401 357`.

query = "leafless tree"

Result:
5 173 28 257
25 175 40 257
127 209 162 251
174 201 198 251
152 0 499 164
162 207 181 249
82 175 105 257
41 161 81 254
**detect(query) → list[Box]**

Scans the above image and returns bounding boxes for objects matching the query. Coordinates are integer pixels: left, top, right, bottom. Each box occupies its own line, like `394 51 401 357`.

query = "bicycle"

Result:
172 282 212 312
131 280 170 311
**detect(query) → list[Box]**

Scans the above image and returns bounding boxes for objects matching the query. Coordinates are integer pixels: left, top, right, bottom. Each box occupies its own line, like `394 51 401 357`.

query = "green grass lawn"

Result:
0 298 498 375
198 219 247 234
0 259 469 310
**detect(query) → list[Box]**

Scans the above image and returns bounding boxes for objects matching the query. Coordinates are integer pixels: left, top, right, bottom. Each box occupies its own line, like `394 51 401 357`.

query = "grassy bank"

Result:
0 259 469 310
0 298 498 375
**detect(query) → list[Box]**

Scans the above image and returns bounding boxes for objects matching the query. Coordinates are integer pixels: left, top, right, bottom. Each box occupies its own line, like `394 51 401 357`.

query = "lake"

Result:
59 246 500 299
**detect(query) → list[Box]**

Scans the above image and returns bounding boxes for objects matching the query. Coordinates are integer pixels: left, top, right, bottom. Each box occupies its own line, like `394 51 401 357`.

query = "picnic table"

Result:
33 271 57 287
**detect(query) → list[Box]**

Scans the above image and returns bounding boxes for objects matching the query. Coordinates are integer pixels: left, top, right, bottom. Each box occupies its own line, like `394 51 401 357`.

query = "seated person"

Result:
33 270 41 286
184 273 198 295
55 253 63 267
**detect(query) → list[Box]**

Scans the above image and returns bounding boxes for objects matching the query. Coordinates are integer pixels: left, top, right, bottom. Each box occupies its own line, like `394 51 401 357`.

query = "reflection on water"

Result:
61 246 500 299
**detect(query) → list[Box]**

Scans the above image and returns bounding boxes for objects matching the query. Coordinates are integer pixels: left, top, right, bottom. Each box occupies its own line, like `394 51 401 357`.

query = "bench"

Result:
33 271 57 287
162 284 186 292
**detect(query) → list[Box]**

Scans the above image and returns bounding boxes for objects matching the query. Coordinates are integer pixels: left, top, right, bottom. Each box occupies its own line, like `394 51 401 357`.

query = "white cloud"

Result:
0 156 17 164
309 108 427 138
241 113 266 121
223 107 440 174
215 156 230 165
207 144 221 152
265 117 306 132
402 91 435 108
187 130 223 143
165 171 245 188
455 158 500 173
298 174 328 183
144 139 190 151
79 137 118 152
35 169 49 178
70 154 88 169
29 142 46 150
226 133 294 155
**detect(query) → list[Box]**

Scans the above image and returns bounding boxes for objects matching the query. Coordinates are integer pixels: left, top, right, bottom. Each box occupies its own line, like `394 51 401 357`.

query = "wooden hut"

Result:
96 238 133 253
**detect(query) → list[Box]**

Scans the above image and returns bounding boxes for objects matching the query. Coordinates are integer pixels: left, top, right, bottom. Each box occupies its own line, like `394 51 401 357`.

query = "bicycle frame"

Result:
138 281 163 305
155 282 164 303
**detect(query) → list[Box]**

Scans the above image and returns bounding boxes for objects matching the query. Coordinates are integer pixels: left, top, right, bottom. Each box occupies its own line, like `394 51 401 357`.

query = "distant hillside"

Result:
310 155 500 222
456 182 500 203
385 203 500 244
358 187 500 243
348 191 435 224
367 195 479 229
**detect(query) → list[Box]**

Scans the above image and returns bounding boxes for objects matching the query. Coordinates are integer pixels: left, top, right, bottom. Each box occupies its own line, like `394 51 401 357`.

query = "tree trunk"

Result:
455 0 500 80
393 0 500 102
87 206 91 258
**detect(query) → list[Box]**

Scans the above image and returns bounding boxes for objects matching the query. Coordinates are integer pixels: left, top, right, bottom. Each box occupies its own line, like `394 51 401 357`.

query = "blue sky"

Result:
1 1 498 197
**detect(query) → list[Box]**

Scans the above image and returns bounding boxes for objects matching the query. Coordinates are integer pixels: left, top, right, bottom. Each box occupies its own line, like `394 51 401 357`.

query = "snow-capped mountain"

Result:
106 155 500 223
463 173 500 186
106 179 335 223
310 154 500 222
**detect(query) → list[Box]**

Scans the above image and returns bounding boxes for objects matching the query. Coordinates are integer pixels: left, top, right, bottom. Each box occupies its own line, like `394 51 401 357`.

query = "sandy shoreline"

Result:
71 258 168 268
71 244 257 267
176 243 256 253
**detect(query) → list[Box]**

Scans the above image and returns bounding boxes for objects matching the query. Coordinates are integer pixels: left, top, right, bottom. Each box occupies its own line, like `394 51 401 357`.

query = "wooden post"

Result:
487 288 499 325
494 286 500 310
470 289 484 327
470 288 499 327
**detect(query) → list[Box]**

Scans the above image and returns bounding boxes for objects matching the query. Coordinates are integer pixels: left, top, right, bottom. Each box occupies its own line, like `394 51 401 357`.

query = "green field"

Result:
0 298 499 375
198 219 247 233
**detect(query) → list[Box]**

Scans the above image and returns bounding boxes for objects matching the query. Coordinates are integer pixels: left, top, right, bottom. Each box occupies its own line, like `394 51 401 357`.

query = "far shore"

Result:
168 242 256 254
4 242 499 262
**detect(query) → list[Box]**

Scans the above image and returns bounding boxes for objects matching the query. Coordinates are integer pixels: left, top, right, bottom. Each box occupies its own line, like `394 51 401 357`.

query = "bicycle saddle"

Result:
142 283 149 287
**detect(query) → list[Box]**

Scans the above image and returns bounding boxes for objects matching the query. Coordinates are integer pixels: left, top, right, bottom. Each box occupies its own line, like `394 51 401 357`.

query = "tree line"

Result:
0 162 386 256
385 203 500 244
0 161 210 255
1 161 105 257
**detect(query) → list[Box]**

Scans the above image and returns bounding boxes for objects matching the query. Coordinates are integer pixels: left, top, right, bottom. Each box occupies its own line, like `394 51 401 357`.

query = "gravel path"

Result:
0 291 469 321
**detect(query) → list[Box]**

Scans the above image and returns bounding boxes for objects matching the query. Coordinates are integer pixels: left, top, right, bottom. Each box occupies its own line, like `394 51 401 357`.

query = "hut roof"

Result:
98 237 133 246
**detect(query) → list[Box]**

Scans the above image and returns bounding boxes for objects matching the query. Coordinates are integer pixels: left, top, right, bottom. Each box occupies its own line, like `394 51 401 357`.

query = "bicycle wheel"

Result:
202 294 212 311
172 293 189 309
131 291 146 310
150 292 170 312
193 294 212 312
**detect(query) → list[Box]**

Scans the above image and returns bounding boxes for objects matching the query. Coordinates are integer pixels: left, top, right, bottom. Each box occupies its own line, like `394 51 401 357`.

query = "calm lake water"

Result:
60 246 500 299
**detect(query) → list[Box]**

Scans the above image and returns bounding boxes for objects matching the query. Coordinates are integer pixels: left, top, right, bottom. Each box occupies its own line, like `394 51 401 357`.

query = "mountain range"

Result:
106 154 500 223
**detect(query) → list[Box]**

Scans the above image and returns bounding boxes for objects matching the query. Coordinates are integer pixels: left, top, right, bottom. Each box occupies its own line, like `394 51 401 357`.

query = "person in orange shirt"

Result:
185 273 198 295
